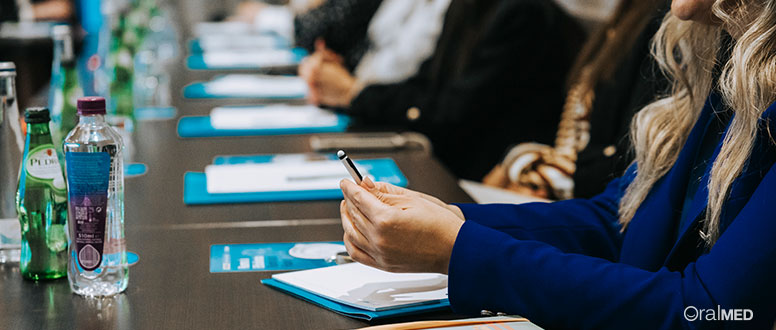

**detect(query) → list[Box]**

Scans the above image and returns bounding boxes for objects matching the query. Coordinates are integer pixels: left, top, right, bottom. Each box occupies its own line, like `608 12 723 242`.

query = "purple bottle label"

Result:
65 152 111 271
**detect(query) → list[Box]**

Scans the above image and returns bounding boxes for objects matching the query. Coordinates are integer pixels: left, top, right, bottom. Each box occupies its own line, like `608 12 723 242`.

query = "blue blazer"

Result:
449 94 776 329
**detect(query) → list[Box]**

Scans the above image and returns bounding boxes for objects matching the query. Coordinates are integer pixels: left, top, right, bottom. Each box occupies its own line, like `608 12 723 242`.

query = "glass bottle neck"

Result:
0 75 16 99
53 37 74 64
26 122 54 146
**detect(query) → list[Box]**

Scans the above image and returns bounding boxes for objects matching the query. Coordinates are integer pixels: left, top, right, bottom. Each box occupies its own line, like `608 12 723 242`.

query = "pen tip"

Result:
337 150 346 159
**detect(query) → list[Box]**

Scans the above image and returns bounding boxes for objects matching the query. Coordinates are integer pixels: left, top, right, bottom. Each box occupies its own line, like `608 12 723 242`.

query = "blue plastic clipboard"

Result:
183 158 408 205
186 48 307 70
188 34 290 53
176 112 350 138
182 80 308 100
135 106 177 121
125 163 147 177
262 278 451 321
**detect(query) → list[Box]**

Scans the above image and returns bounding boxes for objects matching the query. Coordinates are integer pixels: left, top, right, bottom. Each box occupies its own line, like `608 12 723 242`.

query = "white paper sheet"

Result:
194 22 255 37
202 49 296 68
209 105 339 130
205 160 367 194
458 179 550 204
203 74 308 98
197 34 282 51
272 263 448 311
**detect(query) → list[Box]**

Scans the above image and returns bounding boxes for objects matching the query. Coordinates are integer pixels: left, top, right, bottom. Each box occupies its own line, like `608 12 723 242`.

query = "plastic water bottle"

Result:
64 97 127 296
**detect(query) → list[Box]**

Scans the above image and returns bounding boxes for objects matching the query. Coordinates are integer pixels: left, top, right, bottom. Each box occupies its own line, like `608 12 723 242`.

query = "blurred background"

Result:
0 0 620 112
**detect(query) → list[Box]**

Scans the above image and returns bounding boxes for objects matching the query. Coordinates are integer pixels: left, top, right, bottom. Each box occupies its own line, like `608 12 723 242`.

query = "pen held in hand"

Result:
337 150 363 185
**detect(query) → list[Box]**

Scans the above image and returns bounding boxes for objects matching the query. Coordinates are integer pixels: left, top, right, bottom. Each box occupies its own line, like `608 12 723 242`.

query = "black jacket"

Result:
346 0 585 180
572 7 669 198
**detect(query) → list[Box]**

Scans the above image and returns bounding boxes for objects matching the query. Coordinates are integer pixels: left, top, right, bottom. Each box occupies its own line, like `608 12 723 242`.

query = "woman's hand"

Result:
339 178 464 274
298 40 360 107
364 178 465 220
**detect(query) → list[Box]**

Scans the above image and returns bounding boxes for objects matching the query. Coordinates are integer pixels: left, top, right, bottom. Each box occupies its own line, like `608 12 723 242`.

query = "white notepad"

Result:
203 75 308 98
272 263 448 311
202 49 297 68
209 105 339 130
205 160 368 194
197 34 281 51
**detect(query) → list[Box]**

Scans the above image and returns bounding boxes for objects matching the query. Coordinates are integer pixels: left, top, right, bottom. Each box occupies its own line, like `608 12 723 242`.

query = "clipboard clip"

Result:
326 251 353 265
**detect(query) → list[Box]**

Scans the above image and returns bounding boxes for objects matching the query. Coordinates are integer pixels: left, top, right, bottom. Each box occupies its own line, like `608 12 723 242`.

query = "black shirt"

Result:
347 0 585 180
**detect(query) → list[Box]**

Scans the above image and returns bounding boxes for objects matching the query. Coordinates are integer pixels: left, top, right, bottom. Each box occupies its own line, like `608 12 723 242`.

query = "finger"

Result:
321 49 343 64
340 179 387 218
308 54 323 81
299 54 321 81
361 175 376 190
298 58 311 80
343 235 378 268
307 82 320 105
343 194 374 230
314 38 326 52
342 198 374 236
340 200 373 251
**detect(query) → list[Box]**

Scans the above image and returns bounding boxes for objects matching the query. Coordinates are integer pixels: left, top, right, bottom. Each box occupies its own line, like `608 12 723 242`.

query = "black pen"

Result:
337 150 363 185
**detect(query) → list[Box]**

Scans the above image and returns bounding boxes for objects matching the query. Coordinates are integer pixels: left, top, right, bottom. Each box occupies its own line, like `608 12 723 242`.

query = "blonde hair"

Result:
619 0 776 246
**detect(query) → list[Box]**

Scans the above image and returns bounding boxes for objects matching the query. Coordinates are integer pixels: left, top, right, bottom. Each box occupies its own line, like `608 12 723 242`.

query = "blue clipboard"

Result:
183 158 408 205
186 48 307 70
125 163 147 177
262 278 451 321
188 34 290 53
212 153 337 165
135 106 177 121
182 80 308 100
176 113 350 138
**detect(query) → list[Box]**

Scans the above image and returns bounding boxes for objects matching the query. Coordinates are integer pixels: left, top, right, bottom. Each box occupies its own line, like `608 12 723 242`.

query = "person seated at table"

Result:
300 0 585 180
482 0 670 200
232 0 453 88
0 0 74 22
230 0 383 71
337 0 776 328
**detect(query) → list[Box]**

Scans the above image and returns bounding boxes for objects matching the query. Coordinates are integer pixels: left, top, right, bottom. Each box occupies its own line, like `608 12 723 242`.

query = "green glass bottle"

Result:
108 6 136 121
49 25 82 148
16 107 68 280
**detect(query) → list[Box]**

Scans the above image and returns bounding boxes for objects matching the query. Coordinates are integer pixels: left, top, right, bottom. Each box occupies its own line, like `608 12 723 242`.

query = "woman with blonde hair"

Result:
337 0 776 328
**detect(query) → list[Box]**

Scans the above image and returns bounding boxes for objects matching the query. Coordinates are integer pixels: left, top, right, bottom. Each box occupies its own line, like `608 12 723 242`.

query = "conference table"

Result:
0 18 486 330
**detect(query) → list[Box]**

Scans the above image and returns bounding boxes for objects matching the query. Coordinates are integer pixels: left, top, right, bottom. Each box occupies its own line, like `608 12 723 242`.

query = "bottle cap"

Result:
0 62 15 77
0 62 15 71
24 107 51 123
77 97 107 115
51 24 71 39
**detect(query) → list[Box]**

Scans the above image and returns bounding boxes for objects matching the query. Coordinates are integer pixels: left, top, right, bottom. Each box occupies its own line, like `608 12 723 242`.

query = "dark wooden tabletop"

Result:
0 13 476 330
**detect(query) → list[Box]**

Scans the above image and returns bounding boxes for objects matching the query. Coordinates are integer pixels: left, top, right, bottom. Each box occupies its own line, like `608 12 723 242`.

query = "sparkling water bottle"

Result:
64 97 127 296
15 107 68 280
0 62 24 263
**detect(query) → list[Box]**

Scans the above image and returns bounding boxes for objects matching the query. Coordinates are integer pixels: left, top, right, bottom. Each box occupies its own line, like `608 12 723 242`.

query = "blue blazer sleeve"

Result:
453 171 631 261
448 164 776 329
